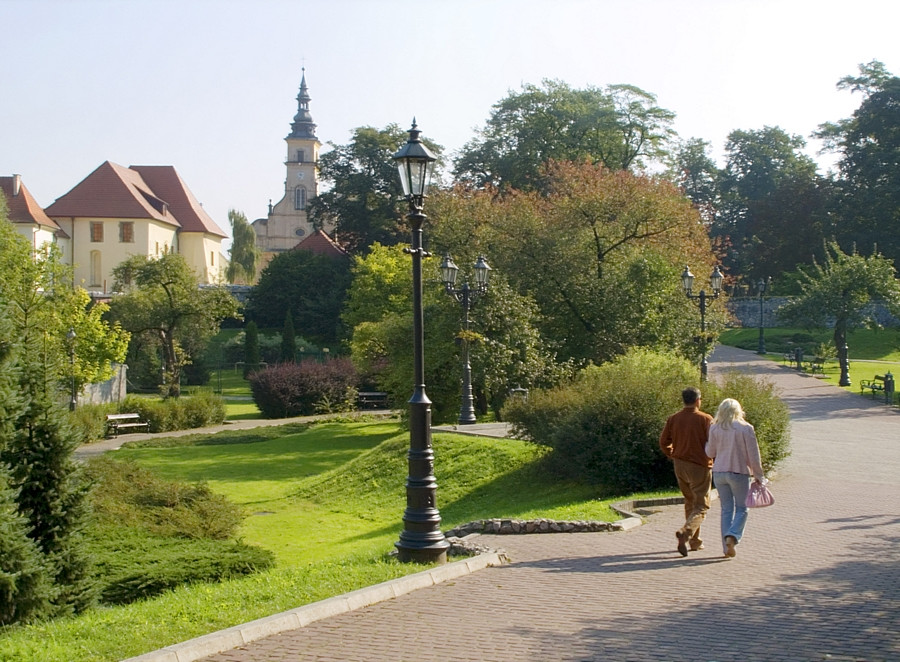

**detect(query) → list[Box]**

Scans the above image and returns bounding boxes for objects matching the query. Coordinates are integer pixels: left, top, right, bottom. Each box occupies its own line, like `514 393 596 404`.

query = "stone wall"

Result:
726 297 899 328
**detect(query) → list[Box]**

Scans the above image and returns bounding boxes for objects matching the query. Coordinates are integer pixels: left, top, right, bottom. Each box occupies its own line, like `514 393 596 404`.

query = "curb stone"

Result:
122 551 506 662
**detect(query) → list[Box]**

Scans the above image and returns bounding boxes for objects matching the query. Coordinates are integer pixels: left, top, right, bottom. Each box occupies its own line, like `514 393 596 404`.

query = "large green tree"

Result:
0 205 99 621
245 249 351 345
226 209 261 284
345 244 564 422
109 254 240 397
713 126 824 279
777 242 900 381
308 124 443 254
454 80 676 191
432 162 721 365
817 61 900 262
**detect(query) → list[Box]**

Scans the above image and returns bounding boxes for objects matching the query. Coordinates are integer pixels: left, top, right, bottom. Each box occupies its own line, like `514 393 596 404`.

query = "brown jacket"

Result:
659 405 713 468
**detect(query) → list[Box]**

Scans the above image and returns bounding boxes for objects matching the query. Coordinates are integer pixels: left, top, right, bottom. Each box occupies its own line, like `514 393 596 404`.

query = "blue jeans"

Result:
713 472 751 551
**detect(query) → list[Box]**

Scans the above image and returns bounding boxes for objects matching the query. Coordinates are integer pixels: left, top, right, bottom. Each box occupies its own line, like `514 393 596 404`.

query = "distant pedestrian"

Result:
705 398 766 558
659 387 713 557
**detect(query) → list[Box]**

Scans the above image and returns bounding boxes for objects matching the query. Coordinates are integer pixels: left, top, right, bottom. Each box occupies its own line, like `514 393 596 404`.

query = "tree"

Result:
345 244 564 422
453 80 676 191
777 242 900 381
226 209 261 284
431 162 721 365
713 126 823 278
669 138 719 225
817 61 900 262
281 310 296 363
243 321 260 378
308 124 443 254
0 204 96 620
245 249 351 344
109 254 240 397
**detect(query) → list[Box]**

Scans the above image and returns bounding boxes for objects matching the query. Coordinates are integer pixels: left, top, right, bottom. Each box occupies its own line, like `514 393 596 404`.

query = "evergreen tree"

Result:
243 321 260 378
281 311 297 363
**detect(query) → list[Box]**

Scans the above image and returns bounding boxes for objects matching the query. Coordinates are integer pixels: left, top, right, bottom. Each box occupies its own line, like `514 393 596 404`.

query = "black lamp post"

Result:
681 264 724 381
392 121 449 564
440 253 492 425
66 328 77 411
755 277 771 355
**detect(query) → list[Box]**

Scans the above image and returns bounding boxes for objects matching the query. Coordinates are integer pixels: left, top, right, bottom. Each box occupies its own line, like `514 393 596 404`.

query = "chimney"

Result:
12 174 21 196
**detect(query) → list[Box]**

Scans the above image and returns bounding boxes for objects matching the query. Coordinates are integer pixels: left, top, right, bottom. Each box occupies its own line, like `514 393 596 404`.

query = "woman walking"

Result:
705 398 766 558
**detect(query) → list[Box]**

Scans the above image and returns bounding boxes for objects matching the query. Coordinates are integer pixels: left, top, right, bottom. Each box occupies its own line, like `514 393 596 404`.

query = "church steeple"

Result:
288 68 317 139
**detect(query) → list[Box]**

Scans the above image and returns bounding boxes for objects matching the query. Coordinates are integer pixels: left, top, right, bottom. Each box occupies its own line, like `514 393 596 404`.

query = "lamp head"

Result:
710 265 724 294
440 254 459 287
473 255 492 289
681 265 695 296
392 119 437 201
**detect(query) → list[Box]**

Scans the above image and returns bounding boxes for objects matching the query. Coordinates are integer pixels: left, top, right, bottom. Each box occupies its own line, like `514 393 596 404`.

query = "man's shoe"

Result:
676 531 688 557
690 542 705 551
724 535 737 558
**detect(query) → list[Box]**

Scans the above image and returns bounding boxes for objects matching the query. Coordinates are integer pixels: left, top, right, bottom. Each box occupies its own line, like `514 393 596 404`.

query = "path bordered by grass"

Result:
0 419 650 662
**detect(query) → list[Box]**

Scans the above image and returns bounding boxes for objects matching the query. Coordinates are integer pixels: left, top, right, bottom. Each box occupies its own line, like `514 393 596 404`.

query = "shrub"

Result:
82 456 274 605
86 526 274 605
69 403 117 444
119 393 226 433
249 358 358 418
503 348 791 492
703 372 792 473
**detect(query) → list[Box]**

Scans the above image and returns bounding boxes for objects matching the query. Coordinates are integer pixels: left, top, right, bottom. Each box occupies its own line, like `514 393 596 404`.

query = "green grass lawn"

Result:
0 419 650 662
719 327 900 398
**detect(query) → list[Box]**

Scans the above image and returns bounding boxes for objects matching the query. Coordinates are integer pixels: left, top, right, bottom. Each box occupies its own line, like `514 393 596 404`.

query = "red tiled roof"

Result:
0 175 67 236
294 229 349 258
130 165 227 238
45 161 180 227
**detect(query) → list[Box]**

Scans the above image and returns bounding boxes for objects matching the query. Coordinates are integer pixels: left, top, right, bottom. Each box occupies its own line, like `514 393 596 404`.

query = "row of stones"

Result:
445 518 623 538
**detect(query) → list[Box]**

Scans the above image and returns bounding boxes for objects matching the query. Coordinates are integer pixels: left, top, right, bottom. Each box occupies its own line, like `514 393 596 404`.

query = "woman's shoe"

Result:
724 535 737 558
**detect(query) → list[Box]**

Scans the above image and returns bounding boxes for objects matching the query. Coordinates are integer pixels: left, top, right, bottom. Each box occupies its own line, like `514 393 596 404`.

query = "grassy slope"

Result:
0 421 635 662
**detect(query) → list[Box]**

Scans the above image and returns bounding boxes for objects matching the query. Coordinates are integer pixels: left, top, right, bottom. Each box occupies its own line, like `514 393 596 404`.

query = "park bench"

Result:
860 374 896 405
806 357 826 373
357 391 388 410
105 413 150 438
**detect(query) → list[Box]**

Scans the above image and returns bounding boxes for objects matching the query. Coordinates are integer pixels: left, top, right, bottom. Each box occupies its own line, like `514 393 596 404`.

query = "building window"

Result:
90 251 102 287
296 149 305 163
119 221 134 243
294 186 307 210
90 222 103 242
210 251 215 266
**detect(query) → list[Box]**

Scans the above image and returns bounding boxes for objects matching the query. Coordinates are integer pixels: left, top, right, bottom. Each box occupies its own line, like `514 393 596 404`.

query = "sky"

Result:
2 0 898 247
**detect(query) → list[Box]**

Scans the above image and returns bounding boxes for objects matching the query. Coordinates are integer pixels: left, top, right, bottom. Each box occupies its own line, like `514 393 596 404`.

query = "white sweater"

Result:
705 420 765 479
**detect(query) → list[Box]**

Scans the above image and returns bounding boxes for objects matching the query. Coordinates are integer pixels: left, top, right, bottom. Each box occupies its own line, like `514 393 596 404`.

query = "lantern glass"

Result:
681 265 695 295
440 254 459 286
473 256 492 287
710 266 724 293
392 122 437 199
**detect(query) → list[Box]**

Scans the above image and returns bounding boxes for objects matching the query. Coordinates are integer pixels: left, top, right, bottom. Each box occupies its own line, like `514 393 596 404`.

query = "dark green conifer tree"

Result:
281 311 297 363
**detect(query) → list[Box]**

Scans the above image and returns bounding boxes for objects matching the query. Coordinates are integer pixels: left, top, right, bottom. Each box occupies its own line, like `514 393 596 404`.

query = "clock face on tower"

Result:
296 172 305 180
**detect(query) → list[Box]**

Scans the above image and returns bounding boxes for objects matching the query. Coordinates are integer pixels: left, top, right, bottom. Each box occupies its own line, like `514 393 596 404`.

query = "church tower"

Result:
253 69 321 255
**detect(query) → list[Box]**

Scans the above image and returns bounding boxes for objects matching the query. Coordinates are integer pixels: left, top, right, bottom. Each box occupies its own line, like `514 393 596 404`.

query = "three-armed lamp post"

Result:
755 277 771 355
440 253 492 425
681 264 724 381
66 328 77 411
391 121 450 564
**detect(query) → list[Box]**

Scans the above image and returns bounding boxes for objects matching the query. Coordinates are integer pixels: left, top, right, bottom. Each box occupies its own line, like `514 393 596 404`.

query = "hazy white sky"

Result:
2 0 898 244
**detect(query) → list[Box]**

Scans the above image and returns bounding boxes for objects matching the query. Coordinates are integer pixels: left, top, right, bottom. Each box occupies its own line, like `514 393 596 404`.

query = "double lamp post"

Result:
681 264 724 381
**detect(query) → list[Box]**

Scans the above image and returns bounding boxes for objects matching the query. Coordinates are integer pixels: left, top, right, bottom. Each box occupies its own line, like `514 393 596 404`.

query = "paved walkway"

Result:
137 348 900 661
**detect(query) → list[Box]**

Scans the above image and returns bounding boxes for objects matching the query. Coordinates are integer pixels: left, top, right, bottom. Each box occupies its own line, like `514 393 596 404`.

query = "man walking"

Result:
659 387 713 556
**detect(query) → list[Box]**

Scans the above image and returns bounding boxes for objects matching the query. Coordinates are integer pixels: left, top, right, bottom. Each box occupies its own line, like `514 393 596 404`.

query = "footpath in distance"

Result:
141 346 900 662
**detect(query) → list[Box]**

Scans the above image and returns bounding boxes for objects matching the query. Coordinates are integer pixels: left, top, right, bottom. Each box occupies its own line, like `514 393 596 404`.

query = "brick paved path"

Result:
201 347 899 662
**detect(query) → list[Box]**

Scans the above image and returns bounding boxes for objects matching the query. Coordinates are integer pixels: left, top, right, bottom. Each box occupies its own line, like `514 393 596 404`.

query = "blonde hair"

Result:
713 398 746 428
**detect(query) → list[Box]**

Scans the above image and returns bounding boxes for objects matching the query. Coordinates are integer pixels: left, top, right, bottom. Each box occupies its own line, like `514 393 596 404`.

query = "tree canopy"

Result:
108 253 239 397
453 80 676 191
308 124 443 254
245 248 351 345
226 209 261 284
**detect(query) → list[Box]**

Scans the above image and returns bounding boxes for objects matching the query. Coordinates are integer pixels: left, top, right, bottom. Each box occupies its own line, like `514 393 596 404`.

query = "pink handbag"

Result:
745 481 775 508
